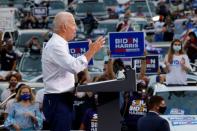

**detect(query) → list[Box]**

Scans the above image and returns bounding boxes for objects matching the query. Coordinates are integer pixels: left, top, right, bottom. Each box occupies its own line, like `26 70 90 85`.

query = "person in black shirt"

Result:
162 16 175 41
120 82 148 131
82 12 98 36
0 40 17 71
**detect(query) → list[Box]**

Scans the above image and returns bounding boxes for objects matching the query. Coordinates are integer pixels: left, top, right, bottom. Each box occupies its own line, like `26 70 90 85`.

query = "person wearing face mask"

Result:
164 39 192 85
120 82 148 131
137 95 170 131
4 85 43 130
1 74 19 102
26 36 42 54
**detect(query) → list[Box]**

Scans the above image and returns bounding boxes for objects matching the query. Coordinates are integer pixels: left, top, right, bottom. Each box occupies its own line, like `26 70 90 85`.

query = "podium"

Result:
77 67 136 131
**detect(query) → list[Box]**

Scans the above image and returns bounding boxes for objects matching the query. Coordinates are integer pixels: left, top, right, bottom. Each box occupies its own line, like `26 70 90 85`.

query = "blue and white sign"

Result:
69 41 93 65
131 55 159 74
33 7 47 17
109 32 144 57
168 117 197 126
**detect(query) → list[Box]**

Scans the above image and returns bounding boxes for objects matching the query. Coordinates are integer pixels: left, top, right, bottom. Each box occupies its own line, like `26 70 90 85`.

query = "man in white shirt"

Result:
42 12 105 131
35 88 45 110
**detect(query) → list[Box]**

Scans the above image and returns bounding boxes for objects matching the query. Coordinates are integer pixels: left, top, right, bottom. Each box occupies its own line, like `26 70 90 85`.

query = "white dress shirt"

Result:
42 33 88 94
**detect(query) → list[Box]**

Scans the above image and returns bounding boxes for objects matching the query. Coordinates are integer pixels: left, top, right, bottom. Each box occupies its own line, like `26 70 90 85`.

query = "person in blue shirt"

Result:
4 85 43 130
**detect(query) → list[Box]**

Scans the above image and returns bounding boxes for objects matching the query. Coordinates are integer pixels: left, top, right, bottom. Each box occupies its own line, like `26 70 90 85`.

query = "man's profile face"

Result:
66 16 77 41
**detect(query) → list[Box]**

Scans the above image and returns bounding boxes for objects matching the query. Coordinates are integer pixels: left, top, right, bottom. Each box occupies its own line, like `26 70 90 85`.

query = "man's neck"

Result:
55 32 68 42
149 110 159 115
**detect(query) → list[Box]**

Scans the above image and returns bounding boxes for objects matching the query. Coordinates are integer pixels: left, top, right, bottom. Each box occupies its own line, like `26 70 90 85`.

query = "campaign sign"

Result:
69 41 93 65
131 55 159 74
109 32 144 57
33 7 47 17
168 117 197 126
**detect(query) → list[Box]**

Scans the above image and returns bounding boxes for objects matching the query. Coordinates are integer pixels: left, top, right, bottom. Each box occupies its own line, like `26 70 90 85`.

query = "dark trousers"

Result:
43 92 74 131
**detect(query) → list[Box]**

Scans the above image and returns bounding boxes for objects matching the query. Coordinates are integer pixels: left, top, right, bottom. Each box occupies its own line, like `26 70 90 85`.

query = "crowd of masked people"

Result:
0 73 168 131
71 37 194 131
0 36 43 81
0 32 196 130
0 50 160 131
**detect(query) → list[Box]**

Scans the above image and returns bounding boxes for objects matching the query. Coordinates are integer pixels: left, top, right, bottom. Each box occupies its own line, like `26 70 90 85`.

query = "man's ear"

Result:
63 24 67 32
155 105 160 110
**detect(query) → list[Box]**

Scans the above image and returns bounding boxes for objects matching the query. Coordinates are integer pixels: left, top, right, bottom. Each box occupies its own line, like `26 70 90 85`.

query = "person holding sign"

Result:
26 36 42 54
164 39 192 85
120 82 148 131
42 12 105 131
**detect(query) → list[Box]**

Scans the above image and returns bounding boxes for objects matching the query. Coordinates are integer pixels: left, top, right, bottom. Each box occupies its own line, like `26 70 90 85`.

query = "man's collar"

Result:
149 110 159 115
53 33 68 43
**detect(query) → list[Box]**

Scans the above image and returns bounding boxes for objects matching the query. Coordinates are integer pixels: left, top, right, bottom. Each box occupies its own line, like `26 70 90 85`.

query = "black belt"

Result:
45 92 74 97
45 92 74 109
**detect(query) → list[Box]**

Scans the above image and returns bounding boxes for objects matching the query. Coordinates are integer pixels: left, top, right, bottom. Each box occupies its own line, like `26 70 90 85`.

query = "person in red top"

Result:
184 31 197 63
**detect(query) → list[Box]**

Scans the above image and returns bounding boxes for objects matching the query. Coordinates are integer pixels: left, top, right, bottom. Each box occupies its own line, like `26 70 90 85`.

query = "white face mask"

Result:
32 45 39 50
173 45 181 52
76 92 86 98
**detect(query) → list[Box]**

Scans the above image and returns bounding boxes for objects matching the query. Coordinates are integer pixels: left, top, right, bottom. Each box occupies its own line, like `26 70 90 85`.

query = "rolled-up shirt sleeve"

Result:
51 44 88 74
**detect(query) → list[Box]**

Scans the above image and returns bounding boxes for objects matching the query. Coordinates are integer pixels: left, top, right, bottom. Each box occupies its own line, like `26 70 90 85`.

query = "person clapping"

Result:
4 85 43 130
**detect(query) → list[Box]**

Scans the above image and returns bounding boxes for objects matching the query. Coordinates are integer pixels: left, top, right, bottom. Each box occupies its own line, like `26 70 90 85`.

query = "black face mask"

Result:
159 106 167 114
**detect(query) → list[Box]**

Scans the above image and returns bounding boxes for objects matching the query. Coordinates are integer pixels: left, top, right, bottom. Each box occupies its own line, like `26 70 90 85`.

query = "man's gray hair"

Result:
53 12 72 32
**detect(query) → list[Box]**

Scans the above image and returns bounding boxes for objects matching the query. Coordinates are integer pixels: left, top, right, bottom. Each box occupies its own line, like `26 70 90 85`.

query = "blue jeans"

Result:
43 93 74 131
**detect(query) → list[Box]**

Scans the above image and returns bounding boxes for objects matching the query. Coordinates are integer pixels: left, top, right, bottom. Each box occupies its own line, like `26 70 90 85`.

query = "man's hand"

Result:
85 36 105 62
89 36 105 53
